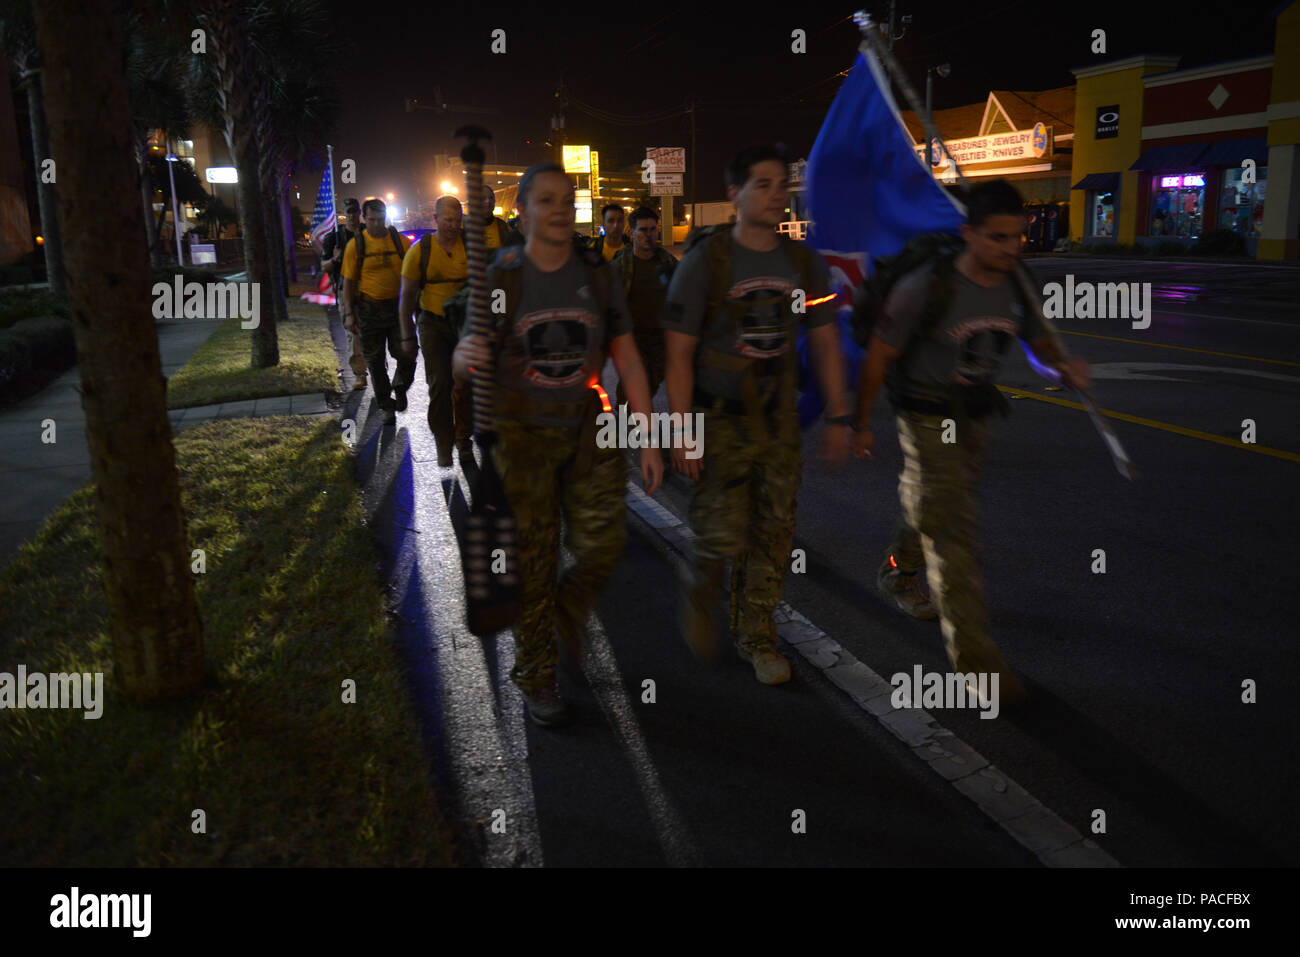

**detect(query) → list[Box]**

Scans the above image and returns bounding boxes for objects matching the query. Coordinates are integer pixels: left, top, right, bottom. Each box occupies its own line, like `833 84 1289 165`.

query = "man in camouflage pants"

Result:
663 145 850 685
852 179 1091 704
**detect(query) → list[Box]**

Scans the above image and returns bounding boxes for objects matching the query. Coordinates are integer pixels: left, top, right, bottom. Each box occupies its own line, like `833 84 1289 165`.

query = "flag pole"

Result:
852 10 1136 480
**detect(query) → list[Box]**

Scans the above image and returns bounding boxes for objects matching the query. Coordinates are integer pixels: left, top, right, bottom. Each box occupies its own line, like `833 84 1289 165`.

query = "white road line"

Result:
375 378 544 868
561 557 704 868
624 480 1120 868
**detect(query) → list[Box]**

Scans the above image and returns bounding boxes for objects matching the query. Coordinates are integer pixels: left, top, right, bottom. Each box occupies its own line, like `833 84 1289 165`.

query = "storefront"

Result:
1070 43 1294 258
899 88 1076 249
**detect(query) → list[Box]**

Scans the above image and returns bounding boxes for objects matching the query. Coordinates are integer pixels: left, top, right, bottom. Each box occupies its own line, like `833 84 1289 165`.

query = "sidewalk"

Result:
0 317 332 569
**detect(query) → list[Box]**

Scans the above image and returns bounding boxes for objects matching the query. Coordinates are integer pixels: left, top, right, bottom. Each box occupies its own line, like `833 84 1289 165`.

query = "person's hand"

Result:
639 446 664 494
1058 357 1092 392
852 426 874 460
822 422 850 469
671 444 701 481
454 334 491 379
343 312 357 334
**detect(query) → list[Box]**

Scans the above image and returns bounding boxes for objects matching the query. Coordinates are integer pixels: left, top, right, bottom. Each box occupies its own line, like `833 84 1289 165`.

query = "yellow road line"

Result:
997 388 1300 463
1057 330 1300 368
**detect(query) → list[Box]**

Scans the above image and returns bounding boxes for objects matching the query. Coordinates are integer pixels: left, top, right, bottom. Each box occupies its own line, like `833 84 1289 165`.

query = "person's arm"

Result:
1026 336 1091 391
851 336 902 459
660 249 707 479
664 330 699 479
609 333 663 493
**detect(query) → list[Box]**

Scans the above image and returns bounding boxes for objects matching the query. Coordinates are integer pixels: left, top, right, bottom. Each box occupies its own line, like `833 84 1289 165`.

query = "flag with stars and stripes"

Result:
310 160 336 249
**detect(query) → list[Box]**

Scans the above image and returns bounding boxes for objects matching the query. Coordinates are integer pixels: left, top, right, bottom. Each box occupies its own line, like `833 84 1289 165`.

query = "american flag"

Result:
310 160 336 249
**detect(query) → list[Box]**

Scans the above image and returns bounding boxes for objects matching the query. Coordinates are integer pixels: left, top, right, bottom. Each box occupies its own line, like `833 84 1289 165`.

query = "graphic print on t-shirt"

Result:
946 316 1019 385
514 307 597 387
727 276 795 359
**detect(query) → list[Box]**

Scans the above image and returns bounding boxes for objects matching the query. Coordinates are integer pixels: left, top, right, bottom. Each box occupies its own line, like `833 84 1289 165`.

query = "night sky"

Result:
310 0 1284 210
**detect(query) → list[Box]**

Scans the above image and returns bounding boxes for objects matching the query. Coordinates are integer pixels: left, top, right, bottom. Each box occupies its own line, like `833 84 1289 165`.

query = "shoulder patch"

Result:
497 245 524 269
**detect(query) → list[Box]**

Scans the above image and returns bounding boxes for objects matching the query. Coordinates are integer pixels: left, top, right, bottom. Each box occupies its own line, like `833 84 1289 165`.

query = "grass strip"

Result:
0 416 452 866
166 298 337 410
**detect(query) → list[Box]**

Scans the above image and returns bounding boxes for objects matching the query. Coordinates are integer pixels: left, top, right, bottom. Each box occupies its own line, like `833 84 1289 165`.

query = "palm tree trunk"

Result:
20 70 67 295
207 0 278 367
279 167 297 283
31 0 205 700
136 139 162 266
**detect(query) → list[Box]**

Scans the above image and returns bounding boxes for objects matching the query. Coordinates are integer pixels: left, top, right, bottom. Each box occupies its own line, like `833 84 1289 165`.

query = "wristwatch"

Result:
824 413 852 427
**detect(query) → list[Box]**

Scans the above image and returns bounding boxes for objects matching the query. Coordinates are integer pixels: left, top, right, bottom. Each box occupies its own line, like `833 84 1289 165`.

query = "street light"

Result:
165 150 184 265
925 63 952 170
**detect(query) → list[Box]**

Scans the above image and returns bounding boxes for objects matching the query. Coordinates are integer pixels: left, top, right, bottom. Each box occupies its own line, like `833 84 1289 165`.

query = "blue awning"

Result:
1129 143 1209 171
1199 137 1268 166
1072 172 1120 192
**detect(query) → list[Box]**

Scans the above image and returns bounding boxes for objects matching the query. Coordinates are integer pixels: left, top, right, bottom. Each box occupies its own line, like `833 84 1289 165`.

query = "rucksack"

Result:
682 223 818 440
611 243 677 297
849 232 965 351
850 231 1021 411
452 236 614 345
681 223 817 326
353 225 406 278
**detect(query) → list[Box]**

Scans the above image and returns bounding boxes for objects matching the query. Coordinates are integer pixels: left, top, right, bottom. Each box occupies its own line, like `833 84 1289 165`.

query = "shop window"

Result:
1218 165 1266 237
1149 173 1205 239
1089 191 1115 238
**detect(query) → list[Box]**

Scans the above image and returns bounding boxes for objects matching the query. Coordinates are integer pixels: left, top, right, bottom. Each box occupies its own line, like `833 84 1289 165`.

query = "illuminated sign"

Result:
917 126 1053 169
575 187 592 223
563 145 591 174
1159 174 1205 188
205 167 239 183
1096 105 1120 139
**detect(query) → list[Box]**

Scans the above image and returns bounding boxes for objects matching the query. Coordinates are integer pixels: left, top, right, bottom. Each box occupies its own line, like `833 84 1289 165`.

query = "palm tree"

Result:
31 0 205 700
0 0 66 294
193 0 278 366
125 9 193 266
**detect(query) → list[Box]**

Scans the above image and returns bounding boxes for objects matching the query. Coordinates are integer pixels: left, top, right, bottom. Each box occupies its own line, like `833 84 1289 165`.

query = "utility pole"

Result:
689 95 696 225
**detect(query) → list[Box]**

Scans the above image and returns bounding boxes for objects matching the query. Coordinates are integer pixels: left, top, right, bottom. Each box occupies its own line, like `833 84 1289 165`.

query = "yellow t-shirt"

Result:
342 229 407 300
600 238 625 262
400 235 467 316
484 217 509 251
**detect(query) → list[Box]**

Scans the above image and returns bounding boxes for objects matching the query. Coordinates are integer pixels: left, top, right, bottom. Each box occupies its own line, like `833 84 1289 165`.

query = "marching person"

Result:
453 163 664 728
611 206 677 408
852 179 1091 702
322 197 366 389
663 144 850 686
341 198 411 426
398 195 474 466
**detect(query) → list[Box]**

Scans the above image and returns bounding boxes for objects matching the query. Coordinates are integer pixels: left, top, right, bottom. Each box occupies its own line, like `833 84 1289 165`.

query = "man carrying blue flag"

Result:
807 44 1090 705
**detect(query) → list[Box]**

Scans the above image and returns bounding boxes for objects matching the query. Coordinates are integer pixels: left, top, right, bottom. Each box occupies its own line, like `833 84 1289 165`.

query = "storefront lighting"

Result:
1160 174 1205 188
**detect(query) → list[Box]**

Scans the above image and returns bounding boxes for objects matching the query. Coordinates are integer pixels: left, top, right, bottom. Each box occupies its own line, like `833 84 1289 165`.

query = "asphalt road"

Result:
353 257 1299 867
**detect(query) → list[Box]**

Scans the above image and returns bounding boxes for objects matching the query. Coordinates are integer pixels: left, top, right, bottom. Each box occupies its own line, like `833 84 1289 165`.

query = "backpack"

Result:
353 225 406 278
452 236 614 345
681 223 818 326
850 231 1019 412
682 223 818 440
611 243 677 297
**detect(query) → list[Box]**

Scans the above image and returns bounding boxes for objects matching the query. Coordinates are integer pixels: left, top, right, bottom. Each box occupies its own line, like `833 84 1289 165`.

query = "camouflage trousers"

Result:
417 310 474 454
357 296 415 409
686 407 801 654
492 418 628 692
614 330 666 408
888 411 1015 676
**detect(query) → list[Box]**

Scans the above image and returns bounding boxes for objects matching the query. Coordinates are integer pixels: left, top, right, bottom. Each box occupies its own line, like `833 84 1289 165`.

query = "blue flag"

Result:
806 48 964 261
